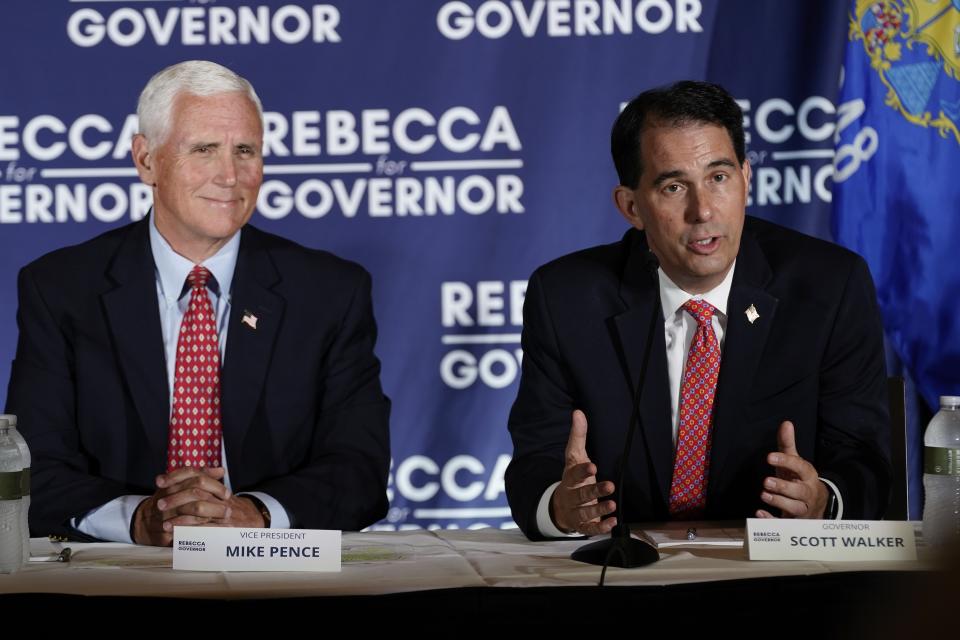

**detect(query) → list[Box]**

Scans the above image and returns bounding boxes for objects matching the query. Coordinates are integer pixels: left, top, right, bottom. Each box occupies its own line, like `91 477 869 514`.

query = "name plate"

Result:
746 519 916 561
173 527 341 572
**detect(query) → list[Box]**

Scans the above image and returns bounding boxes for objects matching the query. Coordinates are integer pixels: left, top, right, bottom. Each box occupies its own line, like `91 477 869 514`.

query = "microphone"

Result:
571 250 661 573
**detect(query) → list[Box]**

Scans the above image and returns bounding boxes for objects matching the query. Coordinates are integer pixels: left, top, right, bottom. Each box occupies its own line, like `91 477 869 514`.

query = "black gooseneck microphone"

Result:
571 250 662 577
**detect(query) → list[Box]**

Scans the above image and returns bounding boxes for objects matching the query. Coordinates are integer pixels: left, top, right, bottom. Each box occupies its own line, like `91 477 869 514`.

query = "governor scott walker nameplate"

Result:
173 527 341 571
746 519 916 561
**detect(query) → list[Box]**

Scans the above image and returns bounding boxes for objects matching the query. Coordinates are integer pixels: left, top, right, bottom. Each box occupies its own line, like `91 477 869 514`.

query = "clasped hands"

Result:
132 466 266 546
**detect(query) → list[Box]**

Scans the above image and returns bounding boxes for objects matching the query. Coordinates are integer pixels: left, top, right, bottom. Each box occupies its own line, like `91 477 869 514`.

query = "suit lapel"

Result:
221 227 284 472
101 219 170 460
609 231 673 508
708 230 778 497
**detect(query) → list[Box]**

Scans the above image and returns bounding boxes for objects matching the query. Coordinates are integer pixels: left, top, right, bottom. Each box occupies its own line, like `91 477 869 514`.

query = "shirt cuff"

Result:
239 491 291 529
535 481 581 538
818 477 844 520
72 495 149 543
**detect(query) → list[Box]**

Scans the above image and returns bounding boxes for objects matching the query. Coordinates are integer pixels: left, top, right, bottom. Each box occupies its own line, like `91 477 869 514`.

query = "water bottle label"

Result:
20 468 29 497
0 471 22 499
925 447 960 475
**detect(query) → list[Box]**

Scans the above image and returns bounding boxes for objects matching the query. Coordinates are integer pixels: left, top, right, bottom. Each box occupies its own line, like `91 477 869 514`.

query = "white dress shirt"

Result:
74 214 290 542
535 261 841 536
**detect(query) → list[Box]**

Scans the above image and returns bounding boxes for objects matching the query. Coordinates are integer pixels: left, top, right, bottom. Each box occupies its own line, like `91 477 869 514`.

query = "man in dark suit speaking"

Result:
5 60 391 545
506 81 890 539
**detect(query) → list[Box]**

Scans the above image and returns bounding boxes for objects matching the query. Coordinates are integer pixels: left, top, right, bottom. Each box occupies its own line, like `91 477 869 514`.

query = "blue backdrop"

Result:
0 1 934 528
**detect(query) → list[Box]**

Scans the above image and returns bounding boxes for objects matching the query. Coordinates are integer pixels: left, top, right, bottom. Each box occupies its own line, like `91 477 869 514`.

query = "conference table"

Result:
0 522 944 629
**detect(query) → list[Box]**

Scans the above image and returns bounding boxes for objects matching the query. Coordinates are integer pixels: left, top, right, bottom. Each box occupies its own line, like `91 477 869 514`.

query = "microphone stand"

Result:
571 252 661 573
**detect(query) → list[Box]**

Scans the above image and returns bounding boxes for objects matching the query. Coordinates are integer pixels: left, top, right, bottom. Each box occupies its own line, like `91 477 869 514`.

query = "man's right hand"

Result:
549 410 617 535
131 467 233 546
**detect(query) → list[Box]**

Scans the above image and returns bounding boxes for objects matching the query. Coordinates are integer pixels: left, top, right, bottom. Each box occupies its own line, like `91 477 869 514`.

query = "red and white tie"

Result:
668 299 721 518
166 265 223 472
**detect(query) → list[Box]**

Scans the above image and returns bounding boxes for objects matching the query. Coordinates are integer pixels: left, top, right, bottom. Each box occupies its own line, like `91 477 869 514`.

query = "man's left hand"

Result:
756 420 828 519
207 495 266 528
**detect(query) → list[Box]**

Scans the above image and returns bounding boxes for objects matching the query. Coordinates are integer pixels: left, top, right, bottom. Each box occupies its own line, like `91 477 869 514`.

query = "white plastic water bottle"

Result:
0 417 25 573
0 415 29 564
922 395 960 547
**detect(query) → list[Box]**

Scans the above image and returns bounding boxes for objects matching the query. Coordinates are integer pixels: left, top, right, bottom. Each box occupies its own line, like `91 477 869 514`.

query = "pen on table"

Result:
29 547 72 563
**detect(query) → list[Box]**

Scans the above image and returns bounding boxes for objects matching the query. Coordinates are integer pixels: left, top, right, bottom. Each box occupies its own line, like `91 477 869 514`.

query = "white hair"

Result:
136 60 263 149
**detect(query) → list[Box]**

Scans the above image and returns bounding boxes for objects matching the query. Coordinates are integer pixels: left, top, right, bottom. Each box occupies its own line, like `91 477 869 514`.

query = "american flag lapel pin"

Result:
241 310 258 330
745 304 759 324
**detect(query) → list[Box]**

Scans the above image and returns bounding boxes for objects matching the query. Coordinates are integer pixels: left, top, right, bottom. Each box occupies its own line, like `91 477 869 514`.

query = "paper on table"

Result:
636 525 744 548
29 539 171 569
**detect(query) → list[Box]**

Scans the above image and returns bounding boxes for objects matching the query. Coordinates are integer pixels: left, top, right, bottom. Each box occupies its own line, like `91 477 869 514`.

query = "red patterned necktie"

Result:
668 299 721 518
166 265 223 472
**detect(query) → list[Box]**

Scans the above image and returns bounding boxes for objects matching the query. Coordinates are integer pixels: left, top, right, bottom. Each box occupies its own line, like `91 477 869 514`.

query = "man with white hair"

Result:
6 60 391 545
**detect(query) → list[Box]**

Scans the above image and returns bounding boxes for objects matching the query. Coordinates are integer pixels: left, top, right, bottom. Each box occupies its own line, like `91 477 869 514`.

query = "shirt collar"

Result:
658 260 736 320
148 211 241 303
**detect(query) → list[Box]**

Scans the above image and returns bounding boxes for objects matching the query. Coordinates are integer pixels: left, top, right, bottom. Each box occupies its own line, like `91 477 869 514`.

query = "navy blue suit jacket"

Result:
506 217 891 539
6 218 391 538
